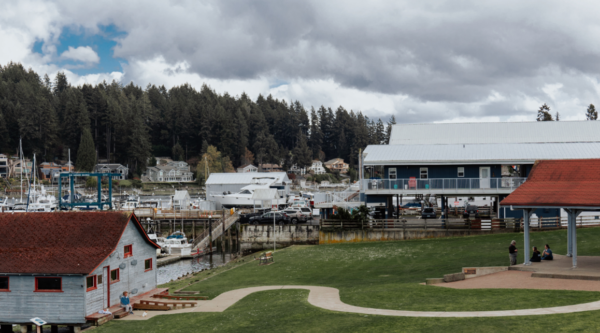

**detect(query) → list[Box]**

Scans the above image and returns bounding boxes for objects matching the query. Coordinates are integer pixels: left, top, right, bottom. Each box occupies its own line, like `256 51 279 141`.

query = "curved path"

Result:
122 285 600 320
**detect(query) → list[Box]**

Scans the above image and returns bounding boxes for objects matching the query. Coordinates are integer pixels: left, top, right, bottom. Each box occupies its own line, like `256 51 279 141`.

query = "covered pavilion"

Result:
501 159 600 268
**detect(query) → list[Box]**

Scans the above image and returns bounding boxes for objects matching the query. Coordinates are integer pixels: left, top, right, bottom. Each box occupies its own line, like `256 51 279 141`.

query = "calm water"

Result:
157 252 234 284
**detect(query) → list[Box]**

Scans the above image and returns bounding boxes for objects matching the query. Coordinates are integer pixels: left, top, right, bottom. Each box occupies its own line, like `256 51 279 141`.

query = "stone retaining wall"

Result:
240 225 320 251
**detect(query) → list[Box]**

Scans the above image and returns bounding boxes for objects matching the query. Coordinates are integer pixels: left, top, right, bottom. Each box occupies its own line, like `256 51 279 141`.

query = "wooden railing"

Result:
320 216 600 231
133 208 223 219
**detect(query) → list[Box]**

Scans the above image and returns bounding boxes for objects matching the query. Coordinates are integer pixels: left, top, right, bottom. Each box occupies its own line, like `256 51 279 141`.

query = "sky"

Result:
2 0 600 123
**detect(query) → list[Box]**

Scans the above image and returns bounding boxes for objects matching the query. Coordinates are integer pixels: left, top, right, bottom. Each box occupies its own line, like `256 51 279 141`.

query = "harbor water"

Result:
157 252 234 285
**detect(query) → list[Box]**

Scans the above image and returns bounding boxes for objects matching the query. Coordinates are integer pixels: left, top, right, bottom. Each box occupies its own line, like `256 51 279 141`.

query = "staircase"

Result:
193 212 239 250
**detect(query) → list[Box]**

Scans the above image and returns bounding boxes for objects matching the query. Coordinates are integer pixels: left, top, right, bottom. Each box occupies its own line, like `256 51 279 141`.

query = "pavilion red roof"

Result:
0 212 159 275
501 159 600 208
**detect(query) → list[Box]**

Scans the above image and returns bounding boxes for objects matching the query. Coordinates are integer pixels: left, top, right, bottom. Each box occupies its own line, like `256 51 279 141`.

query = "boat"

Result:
119 195 141 210
0 197 13 212
161 231 193 254
212 184 287 209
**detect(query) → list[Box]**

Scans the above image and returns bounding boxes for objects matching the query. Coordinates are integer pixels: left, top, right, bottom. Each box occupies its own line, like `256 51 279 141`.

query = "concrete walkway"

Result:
440 271 600 291
121 285 600 320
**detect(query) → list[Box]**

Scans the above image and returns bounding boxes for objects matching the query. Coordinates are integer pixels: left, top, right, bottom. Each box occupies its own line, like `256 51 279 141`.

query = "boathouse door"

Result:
479 167 490 189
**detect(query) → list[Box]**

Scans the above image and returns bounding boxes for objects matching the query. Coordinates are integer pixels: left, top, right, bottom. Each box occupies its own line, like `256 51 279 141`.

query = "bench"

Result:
259 251 274 265
133 300 197 311
152 294 208 300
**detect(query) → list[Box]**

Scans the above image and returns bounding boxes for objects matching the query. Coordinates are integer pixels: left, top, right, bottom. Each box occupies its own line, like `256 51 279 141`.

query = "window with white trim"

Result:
389 168 397 179
420 168 428 180
457 167 465 178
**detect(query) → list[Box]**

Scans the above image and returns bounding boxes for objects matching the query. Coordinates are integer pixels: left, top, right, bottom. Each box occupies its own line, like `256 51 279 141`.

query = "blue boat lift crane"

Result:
58 172 121 210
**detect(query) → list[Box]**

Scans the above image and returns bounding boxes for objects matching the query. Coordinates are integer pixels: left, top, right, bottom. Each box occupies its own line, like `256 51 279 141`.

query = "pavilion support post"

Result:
523 208 534 266
569 209 582 268
567 211 573 257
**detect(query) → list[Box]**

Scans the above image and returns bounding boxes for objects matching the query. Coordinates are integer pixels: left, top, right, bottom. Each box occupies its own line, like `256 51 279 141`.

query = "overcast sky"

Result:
2 0 600 122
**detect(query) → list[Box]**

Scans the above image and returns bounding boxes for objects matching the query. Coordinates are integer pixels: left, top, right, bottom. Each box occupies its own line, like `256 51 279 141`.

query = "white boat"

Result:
161 231 192 254
119 195 140 210
0 197 12 212
212 183 287 209
28 195 57 212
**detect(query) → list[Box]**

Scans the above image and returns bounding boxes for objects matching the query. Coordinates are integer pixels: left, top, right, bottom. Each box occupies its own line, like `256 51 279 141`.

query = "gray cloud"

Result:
5 0 600 121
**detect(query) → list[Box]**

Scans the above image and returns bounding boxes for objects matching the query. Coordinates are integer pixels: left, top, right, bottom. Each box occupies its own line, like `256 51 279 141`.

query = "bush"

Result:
85 177 98 189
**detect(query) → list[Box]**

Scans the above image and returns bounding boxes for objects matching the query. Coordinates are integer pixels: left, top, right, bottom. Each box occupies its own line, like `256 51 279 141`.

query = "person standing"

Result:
120 291 134 315
509 240 518 265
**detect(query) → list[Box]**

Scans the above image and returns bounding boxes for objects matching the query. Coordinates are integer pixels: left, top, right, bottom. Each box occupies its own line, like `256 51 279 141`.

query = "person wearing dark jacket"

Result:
509 240 517 265
530 246 541 262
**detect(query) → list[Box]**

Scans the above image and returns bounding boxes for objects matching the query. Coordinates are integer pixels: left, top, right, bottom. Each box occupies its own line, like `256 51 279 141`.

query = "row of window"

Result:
0 259 153 293
388 167 466 180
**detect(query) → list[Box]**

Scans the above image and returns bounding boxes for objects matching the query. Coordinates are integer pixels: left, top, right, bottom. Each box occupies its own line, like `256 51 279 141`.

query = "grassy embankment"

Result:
95 228 600 332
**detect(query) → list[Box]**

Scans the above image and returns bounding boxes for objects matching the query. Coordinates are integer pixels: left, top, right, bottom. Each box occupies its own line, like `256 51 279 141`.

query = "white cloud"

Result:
2 0 600 123
60 46 100 64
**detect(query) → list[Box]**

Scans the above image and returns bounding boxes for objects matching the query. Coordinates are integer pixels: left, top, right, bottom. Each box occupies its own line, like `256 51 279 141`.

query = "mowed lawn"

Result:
95 228 600 332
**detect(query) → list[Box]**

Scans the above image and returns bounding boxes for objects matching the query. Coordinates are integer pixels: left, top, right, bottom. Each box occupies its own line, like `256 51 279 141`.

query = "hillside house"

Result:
309 160 326 175
259 163 283 172
0 212 160 330
0 154 7 178
237 164 258 173
144 161 194 182
94 164 129 180
324 158 349 174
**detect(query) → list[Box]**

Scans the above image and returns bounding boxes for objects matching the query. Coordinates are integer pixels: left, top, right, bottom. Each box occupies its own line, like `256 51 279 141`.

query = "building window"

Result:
420 167 428 180
98 275 103 285
389 168 397 180
124 245 133 258
0 277 9 292
145 258 153 272
86 275 97 292
35 277 62 292
110 269 120 283
457 167 465 178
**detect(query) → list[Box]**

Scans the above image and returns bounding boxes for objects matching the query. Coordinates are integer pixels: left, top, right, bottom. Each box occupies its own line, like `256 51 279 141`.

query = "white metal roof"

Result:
389 121 600 145
173 190 190 200
251 189 279 200
363 142 600 165
205 172 289 185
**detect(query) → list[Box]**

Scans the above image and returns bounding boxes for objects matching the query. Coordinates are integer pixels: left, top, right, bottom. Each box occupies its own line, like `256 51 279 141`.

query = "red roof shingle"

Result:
0 212 159 275
501 159 600 208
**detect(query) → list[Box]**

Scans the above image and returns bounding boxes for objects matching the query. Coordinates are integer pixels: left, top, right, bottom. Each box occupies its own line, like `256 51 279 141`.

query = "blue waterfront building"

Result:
360 121 600 219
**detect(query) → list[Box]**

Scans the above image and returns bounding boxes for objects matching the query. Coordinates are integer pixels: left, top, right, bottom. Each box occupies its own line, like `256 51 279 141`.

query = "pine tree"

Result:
172 142 184 161
76 128 96 171
555 112 560 121
292 130 312 168
586 104 598 120
385 115 396 144
375 118 386 144
536 104 553 121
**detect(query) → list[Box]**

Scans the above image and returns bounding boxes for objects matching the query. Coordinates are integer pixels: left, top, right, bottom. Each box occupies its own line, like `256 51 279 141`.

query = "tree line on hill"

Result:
0 62 395 176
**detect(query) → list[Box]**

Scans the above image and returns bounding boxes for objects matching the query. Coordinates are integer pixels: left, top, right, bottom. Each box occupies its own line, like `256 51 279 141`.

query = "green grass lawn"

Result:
95 228 600 332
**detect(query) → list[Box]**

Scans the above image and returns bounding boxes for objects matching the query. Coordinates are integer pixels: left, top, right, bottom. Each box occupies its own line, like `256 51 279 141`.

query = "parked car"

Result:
285 207 313 219
239 209 270 224
421 207 437 219
248 211 291 226
283 208 308 224
463 205 479 218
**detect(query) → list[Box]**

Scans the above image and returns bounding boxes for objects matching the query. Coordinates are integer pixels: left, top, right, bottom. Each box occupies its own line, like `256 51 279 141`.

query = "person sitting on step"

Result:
541 244 553 260
530 246 541 262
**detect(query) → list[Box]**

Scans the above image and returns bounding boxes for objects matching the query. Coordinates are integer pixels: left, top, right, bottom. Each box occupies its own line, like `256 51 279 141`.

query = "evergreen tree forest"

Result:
0 63 395 176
